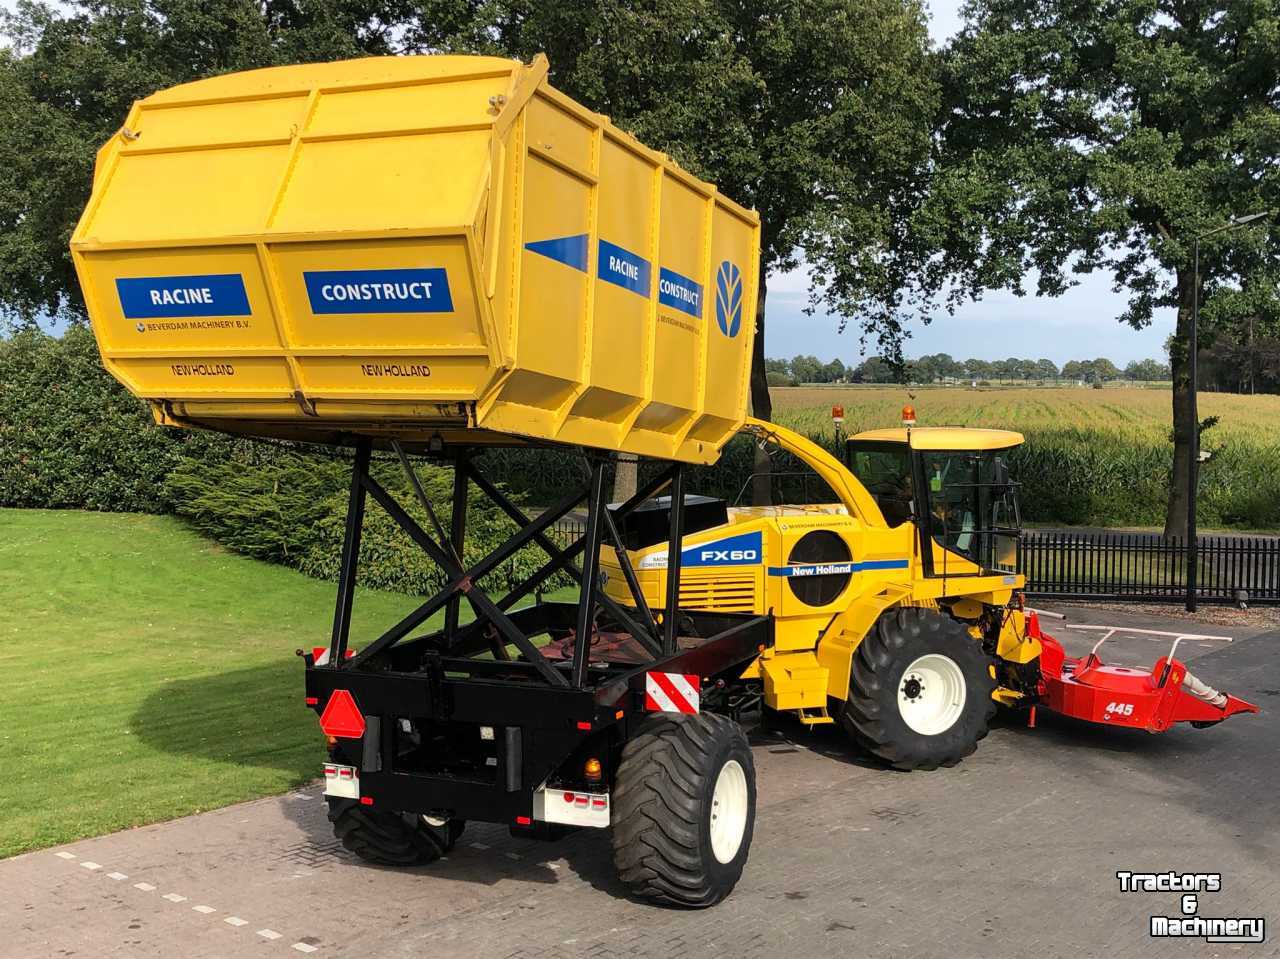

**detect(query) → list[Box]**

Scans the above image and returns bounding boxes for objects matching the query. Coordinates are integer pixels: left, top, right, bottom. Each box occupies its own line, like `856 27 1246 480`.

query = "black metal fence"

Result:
1022 530 1280 605
551 517 1280 606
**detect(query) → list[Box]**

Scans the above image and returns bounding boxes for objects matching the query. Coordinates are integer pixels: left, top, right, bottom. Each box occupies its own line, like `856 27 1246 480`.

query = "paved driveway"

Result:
4 608 1277 959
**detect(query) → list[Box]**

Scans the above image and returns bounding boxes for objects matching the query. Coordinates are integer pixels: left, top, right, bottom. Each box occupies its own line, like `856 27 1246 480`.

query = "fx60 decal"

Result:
682 531 762 567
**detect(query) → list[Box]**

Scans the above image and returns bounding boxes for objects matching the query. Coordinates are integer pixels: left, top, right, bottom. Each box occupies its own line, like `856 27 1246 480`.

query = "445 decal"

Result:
1103 701 1134 720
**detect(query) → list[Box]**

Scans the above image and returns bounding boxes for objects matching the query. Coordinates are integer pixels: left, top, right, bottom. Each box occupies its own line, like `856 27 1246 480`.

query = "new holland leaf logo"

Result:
715 261 743 337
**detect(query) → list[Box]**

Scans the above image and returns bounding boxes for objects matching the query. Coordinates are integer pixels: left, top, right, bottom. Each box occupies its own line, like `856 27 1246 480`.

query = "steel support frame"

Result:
324 442 689 692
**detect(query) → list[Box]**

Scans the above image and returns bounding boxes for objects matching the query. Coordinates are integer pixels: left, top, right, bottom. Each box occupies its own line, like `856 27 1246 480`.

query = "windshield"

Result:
922 450 1019 574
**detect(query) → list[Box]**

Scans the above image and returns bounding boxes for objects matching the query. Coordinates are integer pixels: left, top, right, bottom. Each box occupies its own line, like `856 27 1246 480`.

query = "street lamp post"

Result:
1185 210 1274 612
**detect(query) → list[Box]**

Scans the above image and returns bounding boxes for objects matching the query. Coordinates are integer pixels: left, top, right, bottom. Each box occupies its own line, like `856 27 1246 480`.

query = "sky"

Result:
0 0 1175 365
760 0 1174 367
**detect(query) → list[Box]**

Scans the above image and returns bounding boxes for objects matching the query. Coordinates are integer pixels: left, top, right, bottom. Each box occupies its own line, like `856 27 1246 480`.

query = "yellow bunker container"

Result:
71 54 760 464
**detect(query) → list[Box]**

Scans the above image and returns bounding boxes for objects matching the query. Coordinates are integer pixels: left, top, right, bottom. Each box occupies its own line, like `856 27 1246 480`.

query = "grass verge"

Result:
0 508 568 858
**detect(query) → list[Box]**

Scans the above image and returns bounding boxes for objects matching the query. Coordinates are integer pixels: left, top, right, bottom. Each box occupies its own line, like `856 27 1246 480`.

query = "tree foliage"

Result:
0 0 411 323
783 351 1163 384
924 0 1280 532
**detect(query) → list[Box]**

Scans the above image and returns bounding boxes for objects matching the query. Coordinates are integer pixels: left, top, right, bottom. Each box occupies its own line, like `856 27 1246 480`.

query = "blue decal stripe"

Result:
681 531 762 567
303 268 453 315
524 234 589 272
657 267 703 318
767 558 909 577
598 239 651 296
116 274 251 319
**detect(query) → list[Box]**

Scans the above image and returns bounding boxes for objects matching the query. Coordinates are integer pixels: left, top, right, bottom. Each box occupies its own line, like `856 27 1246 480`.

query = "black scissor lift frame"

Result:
305 436 771 845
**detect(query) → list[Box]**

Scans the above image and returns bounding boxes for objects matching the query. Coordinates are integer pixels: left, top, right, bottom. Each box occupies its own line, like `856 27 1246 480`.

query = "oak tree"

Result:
923 0 1280 535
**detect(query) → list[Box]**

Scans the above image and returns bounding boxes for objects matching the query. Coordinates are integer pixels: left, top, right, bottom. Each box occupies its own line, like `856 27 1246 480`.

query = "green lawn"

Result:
0 508 560 858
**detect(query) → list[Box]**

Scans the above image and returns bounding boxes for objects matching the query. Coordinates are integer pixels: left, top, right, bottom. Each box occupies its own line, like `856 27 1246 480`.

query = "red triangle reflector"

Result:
319 689 366 739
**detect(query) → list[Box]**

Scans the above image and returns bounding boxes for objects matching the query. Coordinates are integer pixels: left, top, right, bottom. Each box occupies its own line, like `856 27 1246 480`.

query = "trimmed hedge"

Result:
7 328 1279 585
1 329 566 595
0 326 218 511
165 452 564 596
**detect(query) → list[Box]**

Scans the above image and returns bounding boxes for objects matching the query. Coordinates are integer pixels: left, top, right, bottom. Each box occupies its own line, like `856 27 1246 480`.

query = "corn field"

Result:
771 387 1280 530
480 386 1280 531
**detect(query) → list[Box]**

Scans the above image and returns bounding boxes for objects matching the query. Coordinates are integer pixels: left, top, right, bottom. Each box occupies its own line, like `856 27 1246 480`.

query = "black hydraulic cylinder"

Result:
662 465 686 655
445 452 469 637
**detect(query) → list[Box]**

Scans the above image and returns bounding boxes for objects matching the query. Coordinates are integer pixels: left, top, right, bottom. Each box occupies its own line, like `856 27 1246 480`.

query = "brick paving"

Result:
3 609 1276 959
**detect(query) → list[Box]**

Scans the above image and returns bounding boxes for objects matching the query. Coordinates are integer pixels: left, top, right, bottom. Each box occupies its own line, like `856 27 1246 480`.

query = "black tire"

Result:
839 606 996 771
611 713 756 908
327 797 462 866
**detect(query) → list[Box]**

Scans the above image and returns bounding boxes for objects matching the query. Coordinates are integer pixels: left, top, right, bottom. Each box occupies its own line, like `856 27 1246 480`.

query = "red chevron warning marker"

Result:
644 671 700 714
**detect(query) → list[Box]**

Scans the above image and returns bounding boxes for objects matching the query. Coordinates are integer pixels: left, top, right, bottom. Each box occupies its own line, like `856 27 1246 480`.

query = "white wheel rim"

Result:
709 759 748 864
897 653 967 736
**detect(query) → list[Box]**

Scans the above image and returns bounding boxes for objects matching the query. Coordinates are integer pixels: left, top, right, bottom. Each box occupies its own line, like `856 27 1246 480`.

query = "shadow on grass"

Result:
128 658 318 781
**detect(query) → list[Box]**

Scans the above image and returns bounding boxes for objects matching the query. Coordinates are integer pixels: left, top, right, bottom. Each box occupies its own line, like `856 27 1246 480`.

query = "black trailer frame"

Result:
305 437 772 826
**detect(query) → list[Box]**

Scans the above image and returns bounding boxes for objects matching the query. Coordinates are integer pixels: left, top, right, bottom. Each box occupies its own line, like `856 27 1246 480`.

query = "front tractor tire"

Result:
327 797 463 866
611 713 756 908
839 606 996 771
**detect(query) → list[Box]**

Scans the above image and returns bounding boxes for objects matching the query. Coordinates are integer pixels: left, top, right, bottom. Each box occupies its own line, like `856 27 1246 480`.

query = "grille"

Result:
678 575 757 612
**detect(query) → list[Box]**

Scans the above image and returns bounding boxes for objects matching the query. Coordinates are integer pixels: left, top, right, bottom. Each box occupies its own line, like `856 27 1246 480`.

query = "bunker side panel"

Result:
74 59 513 417
480 86 759 464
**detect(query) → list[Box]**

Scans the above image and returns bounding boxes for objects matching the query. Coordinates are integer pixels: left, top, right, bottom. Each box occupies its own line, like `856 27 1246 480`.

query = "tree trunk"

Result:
748 265 772 506
1164 268 1197 538
611 453 637 503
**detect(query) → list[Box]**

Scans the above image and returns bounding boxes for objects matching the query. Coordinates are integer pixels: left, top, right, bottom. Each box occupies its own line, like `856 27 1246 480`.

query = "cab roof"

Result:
849 427 1025 451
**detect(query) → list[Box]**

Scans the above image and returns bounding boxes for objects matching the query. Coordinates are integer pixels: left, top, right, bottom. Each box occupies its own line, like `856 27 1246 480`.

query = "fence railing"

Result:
1022 530 1280 605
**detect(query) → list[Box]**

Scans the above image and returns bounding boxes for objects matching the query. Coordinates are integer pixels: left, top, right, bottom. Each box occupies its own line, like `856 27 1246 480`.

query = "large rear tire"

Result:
611 713 756 908
839 606 995 770
327 797 462 866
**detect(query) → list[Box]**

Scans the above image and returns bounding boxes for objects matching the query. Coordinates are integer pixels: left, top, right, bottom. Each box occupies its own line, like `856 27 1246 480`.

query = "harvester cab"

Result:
844 420 1024 581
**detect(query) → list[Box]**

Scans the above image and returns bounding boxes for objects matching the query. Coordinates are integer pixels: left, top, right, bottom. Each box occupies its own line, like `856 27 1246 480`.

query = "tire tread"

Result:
840 606 996 770
326 797 457 867
611 713 752 908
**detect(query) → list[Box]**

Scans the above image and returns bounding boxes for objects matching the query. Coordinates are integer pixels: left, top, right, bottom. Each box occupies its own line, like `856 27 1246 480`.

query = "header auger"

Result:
74 53 1256 908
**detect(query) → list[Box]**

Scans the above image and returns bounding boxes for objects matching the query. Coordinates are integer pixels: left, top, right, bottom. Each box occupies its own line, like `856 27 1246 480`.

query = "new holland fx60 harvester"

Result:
74 54 1256 907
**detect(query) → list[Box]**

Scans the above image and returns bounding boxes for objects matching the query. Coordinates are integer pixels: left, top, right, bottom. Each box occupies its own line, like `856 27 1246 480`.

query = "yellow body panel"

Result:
603 419 1030 715
994 608 1043 665
72 55 760 464
758 652 829 711
851 427 1025 450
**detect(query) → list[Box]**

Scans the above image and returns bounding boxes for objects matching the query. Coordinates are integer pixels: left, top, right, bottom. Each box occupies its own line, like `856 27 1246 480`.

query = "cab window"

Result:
847 444 914 526
922 450 1019 573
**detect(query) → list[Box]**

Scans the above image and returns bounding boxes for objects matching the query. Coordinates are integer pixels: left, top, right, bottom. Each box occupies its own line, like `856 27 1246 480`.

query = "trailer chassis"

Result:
305 437 772 830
